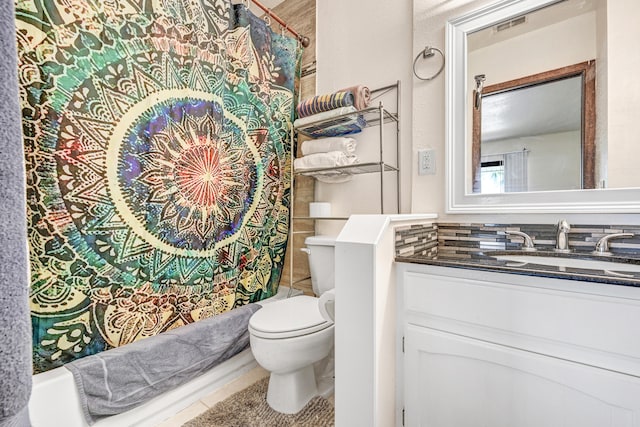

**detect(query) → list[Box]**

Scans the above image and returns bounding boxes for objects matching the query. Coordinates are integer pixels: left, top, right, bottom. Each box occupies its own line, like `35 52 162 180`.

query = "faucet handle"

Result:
554 219 572 253
504 230 536 251
593 233 635 256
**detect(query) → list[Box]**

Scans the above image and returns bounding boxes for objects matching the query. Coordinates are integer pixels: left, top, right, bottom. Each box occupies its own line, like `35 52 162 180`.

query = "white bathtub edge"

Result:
117 348 258 427
29 349 257 427
28 288 301 427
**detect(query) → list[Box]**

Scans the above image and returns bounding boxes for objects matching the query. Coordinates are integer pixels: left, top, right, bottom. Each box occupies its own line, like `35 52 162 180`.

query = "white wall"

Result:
606 0 640 189
482 131 582 192
334 214 437 427
315 0 413 236
469 11 595 88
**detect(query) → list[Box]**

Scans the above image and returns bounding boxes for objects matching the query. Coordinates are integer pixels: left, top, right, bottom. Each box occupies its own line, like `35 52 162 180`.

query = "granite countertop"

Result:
396 250 640 288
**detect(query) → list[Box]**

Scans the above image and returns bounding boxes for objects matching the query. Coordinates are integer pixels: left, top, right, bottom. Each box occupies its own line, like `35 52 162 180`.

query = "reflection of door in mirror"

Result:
471 61 595 194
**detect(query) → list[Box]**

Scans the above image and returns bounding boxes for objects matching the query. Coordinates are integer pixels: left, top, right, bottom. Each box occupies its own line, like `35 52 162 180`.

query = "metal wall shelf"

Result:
288 81 401 291
293 216 350 221
294 161 398 177
295 107 399 137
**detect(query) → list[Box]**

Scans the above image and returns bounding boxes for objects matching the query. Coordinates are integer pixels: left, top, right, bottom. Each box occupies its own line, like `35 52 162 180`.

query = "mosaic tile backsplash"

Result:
395 223 438 257
395 222 640 259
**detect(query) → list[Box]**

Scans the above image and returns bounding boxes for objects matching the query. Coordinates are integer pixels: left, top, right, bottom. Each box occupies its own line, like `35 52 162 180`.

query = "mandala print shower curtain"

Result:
15 0 301 373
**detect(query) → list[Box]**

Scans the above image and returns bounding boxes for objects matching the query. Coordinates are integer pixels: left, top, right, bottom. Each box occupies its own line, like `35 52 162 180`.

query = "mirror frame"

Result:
445 0 640 213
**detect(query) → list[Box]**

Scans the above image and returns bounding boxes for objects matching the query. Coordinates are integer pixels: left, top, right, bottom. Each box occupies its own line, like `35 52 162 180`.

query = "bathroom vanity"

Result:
396 262 640 426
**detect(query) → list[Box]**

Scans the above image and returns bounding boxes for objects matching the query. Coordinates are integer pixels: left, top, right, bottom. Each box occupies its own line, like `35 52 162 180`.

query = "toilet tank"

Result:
304 235 337 296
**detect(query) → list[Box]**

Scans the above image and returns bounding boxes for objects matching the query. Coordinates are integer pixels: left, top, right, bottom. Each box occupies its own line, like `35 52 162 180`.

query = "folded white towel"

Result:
294 106 358 128
301 137 357 156
293 151 358 171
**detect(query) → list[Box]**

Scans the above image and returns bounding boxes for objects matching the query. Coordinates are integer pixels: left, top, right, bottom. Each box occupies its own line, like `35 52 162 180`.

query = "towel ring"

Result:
413 46 445 81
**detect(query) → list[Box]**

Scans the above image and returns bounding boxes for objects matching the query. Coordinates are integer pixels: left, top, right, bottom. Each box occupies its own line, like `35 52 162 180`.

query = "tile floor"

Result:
155 366 336 426
155 366 270 426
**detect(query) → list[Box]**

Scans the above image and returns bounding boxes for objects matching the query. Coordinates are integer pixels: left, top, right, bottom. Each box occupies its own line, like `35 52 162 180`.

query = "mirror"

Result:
472 61 595 193
446 0 640 213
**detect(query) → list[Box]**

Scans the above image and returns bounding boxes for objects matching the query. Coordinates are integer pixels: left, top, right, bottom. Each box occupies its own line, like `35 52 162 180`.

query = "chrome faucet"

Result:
504 230 536 251
592 233 635 256
555 219 571 253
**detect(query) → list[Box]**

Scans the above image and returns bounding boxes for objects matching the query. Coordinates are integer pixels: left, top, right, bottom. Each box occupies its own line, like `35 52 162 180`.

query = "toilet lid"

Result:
249 296 331 339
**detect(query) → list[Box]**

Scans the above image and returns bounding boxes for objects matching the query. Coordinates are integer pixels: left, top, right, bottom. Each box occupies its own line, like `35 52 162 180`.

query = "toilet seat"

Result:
249 296 332 339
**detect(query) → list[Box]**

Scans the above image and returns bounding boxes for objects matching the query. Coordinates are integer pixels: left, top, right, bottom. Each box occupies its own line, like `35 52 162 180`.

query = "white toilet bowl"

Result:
249 235 338 414
249 295 334 414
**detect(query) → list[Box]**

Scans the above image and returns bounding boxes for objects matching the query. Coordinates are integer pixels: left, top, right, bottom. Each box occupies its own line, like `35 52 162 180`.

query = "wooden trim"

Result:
471 60 597 192
472 90 481 193
582 60 596 189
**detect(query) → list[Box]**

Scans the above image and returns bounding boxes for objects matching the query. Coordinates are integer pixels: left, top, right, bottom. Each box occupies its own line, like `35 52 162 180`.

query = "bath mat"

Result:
183 377 335 427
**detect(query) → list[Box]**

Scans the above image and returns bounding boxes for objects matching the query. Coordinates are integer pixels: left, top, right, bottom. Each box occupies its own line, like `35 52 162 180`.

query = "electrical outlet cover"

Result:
418 149 436 175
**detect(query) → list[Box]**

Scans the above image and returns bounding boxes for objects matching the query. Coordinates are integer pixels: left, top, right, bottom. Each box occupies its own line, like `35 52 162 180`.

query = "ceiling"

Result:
468 0 596 52
481 76 582 142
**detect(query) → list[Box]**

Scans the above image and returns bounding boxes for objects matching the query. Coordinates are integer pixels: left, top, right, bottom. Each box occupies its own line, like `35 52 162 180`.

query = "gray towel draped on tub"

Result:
66 303 261 425
0 0 33 425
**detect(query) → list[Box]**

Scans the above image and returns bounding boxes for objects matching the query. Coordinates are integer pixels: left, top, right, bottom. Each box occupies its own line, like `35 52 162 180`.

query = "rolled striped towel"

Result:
304 115 365 138
294 106 358 128
296 91 354 118
301 137 357 156
294 106 366 138
340 85 371 110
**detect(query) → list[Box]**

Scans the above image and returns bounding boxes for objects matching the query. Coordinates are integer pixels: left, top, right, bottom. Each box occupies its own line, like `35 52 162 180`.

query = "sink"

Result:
493 254 640 273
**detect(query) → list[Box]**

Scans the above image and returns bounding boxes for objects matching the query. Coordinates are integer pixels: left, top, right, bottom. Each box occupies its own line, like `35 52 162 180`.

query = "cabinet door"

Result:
405 325 640 427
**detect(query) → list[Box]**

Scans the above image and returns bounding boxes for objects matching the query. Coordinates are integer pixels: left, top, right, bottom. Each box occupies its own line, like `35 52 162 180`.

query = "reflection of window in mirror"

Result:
471 61 595 194
480 159 504 193
480 150 529 193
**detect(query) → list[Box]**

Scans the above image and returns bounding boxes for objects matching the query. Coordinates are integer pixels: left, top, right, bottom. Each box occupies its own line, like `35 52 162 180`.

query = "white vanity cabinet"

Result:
397 263 640 427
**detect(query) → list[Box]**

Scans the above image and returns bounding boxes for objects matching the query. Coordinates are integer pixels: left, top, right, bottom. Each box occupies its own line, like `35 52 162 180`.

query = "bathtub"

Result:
28 286 299 427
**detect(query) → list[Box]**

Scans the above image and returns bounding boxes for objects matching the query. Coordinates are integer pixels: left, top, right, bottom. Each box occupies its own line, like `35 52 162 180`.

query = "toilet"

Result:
248 235 337 414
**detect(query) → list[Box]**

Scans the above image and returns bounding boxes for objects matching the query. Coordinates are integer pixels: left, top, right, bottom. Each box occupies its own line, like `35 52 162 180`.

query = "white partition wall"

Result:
334 214 436 427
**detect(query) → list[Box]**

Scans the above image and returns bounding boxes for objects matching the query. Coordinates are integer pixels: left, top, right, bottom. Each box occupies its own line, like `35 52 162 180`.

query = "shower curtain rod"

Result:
245 0 310 47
